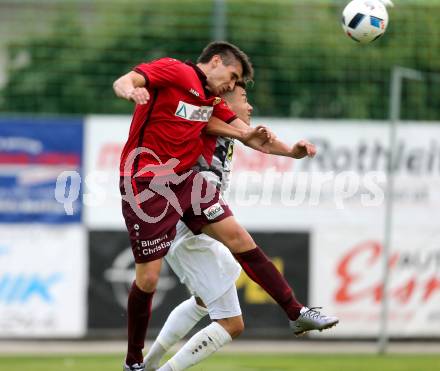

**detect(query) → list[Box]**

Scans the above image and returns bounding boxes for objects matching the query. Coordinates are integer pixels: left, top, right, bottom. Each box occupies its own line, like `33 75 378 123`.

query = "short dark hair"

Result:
197 41 254 83
235 80 247 89
222 80 247 99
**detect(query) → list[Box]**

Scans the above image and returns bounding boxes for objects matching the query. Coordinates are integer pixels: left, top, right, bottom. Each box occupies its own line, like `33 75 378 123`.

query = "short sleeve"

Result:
133 58 183 88
212 99 237 124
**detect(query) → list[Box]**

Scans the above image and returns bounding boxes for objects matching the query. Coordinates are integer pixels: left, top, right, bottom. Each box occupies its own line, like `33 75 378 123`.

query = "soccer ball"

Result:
342 0 389 44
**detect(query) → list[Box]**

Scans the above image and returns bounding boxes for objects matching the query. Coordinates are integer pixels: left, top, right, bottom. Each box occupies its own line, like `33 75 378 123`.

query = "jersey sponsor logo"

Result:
188 88 200 97
140 234 169 248
213 97 222 105
226 141 234 162
203 202 225 220
175 101 213 122
141 241 172 256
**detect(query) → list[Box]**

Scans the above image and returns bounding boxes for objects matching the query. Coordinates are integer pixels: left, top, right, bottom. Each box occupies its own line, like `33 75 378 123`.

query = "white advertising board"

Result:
84 117 440 231
0 225 87 337
311 225 440 337
84 115 130 229
228 120 440 231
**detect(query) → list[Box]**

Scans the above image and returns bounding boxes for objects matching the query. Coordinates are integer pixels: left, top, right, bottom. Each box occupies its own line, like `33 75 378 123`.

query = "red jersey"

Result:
119 58 237 177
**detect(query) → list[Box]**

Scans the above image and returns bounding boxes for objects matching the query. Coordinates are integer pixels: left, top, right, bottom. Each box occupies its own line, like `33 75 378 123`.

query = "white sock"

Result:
144 342 167 371
144 297 208 369
158 322 232 371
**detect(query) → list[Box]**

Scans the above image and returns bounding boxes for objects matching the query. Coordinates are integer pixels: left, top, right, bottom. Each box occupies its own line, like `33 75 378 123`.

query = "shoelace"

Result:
303 306 325 319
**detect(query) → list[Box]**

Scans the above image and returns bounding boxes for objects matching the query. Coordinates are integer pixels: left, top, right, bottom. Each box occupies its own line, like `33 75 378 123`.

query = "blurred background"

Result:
1 0 440 119
0 0 439 357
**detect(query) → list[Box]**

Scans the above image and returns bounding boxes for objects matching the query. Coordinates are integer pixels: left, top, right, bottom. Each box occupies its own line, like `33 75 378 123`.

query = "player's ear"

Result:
211 55 221 68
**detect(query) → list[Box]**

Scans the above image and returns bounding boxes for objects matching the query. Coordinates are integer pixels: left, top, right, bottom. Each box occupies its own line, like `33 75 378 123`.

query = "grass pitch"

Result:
0 353 439 371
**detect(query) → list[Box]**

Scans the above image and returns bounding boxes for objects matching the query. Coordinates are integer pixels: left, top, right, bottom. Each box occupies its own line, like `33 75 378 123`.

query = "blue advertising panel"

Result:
0 117 83 223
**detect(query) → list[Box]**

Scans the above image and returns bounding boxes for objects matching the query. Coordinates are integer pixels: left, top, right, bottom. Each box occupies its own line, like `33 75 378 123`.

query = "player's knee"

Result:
230 317 245 338
136 271 159 292
217 317 244 339
223 227 255 253
135 260 162 292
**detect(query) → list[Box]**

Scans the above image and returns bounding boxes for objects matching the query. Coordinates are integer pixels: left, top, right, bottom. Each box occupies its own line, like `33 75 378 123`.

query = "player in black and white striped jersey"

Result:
144 82 337 371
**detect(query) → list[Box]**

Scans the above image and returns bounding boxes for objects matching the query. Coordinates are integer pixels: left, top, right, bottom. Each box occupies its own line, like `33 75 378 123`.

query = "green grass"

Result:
0 353 440 371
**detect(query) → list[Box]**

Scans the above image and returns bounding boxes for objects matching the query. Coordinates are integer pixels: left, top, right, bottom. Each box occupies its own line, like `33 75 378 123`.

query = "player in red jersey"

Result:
113 42 337 371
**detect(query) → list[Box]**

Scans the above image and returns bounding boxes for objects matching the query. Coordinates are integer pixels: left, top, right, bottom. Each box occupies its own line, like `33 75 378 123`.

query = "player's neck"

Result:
196 62 209 76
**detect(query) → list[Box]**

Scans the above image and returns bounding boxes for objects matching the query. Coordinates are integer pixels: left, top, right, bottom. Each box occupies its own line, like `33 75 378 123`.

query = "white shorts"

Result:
206 284 242 320
165 221 241 306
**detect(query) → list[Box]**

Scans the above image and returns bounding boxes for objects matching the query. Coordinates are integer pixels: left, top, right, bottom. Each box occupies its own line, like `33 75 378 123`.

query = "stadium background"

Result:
0 0 439 352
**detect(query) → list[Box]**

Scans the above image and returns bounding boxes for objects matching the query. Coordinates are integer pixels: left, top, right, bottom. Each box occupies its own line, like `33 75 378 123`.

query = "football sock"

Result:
234 246 303 320
144 342 166 371
126 281 154 366
157 322 232 371
156 363 172 371
144 297 208 370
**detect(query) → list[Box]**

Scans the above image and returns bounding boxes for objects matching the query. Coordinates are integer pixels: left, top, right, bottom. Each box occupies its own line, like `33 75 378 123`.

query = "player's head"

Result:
197 41 253 96
221 81 253 125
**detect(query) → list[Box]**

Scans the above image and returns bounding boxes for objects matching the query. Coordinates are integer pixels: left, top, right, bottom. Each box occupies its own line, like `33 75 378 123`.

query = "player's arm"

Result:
263 139 316 159
230 118 316 159
113 71 150 104
205 116 272 154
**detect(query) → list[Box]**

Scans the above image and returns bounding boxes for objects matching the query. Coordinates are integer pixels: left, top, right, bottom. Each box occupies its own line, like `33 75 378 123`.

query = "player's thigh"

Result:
182 170 246 239
201 216 255 253
120 177 181 263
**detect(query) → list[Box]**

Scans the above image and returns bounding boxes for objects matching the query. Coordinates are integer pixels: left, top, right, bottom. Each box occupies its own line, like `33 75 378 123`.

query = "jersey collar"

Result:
185 61 211 96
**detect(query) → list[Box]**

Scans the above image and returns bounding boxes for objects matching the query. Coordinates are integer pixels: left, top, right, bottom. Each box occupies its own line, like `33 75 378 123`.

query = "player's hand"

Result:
242 125 275 153
253 125 276 144
290 140 316 159
128 87 150 105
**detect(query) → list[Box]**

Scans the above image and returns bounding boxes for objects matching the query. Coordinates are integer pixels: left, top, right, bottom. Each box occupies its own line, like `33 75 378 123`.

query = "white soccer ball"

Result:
342 0 389 44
